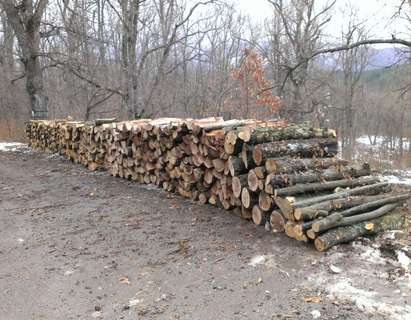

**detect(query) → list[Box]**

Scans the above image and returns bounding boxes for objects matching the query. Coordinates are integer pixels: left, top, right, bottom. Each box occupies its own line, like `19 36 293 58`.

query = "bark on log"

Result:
266 164 370 189
265 157 349 174
291 182 391 207
274 177 379 197
252 138 338 166
238 125 336 145
314 210 406 251
293 194 393 221
311 194 409 233
228 155 247 176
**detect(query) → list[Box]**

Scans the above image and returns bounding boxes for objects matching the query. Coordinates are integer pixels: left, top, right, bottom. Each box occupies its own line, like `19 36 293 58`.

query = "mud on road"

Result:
0 148 410 320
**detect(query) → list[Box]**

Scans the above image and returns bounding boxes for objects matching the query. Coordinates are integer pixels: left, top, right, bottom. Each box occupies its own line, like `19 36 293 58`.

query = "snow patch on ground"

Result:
381 171 411 186
306 241 411 320
0 142 31 153
326 278 411 320
248 254 276 268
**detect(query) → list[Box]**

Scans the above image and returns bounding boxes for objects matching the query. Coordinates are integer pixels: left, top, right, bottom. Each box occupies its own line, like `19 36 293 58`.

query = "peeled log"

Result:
314 210 406 251
274 177 379 198
252 138 338 166
265 157 349 174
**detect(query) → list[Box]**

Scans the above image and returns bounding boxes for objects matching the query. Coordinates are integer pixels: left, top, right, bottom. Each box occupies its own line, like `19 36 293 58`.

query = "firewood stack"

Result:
25 118 409 251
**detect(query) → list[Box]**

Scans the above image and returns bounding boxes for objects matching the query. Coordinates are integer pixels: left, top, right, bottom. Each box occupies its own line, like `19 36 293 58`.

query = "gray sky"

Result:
235 0 410 43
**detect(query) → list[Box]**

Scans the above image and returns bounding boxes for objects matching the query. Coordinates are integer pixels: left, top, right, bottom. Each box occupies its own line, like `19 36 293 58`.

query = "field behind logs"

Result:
25 117 410 251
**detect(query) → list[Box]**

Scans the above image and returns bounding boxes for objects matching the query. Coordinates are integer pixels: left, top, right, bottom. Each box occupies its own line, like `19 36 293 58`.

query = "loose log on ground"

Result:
314 210 406 251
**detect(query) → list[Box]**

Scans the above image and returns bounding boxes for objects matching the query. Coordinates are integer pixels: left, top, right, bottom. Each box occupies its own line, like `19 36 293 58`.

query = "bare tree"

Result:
0 0 49 118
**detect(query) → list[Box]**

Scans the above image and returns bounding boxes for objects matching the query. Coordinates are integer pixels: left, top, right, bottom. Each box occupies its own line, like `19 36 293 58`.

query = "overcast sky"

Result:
234 0 410 43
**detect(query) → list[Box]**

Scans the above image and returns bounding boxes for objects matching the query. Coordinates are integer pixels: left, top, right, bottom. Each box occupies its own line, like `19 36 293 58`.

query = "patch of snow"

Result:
248 255 275 268
128 298 143 307
397 251 411 270
351 243 387 265
17 238 25 243
91 311 102 318
0 142 31 153
326 278 411 320
311 310 321 319
380 174 411 186
329 264 342 274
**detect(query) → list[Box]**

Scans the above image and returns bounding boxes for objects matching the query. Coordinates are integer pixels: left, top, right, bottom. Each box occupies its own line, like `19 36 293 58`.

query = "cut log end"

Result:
270 210 285 232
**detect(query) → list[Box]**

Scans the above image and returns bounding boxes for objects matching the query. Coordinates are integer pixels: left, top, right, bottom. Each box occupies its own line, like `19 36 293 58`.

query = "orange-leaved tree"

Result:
225 48 281 118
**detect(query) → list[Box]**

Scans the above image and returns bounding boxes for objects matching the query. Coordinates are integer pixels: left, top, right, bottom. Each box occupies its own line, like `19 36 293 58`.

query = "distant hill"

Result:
315 46 409 70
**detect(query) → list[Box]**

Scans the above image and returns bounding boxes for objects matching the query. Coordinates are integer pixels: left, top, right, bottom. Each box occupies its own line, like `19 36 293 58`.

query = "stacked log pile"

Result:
25 118 409 251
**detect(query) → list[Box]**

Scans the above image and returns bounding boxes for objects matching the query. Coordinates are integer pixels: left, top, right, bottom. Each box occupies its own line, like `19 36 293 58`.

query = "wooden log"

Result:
273 182 390 220
252 205 270 226
238 125 336 145
241 187 258 209
232 174 248 198
94 118 117 126
252 138 338 166
241 144 256 169
228 155 247 176
274 177 379 198
270 210 285 232
258 191 274 211
290 182 391 208
311 194 409 233
241 206 253 220
314 210 406 251
266 164 370 189
293 194 393 221
265 157 349 174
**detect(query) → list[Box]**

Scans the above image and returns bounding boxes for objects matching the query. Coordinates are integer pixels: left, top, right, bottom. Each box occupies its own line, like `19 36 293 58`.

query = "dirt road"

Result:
0 148 410 320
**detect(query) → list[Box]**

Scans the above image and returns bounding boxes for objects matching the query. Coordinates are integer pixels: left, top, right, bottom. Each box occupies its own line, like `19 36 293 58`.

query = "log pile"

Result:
25 118 409 251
